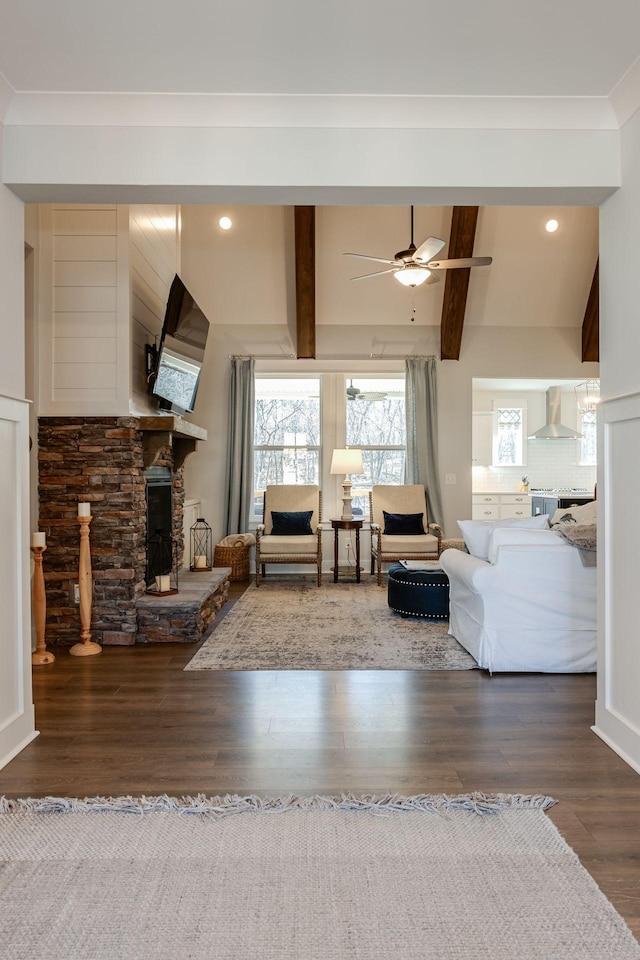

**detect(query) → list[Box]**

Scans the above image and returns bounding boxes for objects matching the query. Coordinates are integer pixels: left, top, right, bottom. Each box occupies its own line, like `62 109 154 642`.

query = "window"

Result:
492 402 527 467
346 377 406 516
579 410 597 465
253 377 320 519
252 373 406 521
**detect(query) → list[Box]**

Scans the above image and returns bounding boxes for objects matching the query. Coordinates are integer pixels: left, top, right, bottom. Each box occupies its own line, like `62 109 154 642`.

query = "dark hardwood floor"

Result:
2 581 640 937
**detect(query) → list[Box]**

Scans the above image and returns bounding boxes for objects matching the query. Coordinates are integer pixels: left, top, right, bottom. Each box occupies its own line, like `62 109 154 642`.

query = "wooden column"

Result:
440 206 479 361
294 206 316 359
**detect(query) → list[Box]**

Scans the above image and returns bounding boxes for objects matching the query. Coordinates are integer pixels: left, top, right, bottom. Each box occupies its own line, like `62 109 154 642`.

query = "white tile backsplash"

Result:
472 439 597 493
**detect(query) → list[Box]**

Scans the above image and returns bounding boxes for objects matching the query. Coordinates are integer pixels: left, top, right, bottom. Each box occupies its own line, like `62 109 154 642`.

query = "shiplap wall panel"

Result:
53 362 117 390
133 206 180 271
52 388 118 403
54 261 117 287
54 338 117 364
131 292 160 333
129 204 180 415
54 312 117 338
41 204 129 416
53 286 117 313
130 217 176 285
53 208 117 236
54 235 117 261
131 265 166 317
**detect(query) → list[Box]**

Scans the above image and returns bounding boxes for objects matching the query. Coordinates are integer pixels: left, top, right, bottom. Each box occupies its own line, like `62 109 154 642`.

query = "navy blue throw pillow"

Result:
271 510 314 536
383 511 425 536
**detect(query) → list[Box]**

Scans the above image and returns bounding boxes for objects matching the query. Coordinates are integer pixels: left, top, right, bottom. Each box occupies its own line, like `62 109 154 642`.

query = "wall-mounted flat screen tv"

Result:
152 275 210 414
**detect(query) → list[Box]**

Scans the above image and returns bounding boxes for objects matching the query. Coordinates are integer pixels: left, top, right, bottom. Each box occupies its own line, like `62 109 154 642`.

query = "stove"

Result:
529 488 590 494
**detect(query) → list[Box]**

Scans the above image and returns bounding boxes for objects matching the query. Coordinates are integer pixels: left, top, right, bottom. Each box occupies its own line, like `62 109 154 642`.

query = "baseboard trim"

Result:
591 724 640 775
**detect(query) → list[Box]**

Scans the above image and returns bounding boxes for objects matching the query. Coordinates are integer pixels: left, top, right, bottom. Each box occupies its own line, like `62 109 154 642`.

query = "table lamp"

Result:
330 448 364 520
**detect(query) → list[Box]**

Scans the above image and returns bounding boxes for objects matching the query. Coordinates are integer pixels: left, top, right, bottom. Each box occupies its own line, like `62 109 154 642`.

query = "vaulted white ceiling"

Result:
0 0 639 98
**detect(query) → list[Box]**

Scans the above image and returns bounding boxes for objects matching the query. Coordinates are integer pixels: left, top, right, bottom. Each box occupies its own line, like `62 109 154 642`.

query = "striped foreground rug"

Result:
1 793 638 959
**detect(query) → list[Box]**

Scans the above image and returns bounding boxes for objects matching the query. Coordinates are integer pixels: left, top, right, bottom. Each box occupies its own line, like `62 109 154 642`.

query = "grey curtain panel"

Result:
405 357 444 530
224 357 255 536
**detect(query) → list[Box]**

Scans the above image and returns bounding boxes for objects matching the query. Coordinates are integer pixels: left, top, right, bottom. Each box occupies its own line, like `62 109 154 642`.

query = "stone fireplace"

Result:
37 414 227 646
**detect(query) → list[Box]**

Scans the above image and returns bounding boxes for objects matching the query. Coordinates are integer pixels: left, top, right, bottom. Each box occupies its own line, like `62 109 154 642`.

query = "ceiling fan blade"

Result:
350 268 399 281
423 272 442 285
343 252 400 265
413 236 446 263
427 256 493 270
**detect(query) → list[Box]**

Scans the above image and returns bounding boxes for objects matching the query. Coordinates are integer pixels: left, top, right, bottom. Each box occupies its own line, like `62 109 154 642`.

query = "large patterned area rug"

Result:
186 580 476 671
1 793 638 960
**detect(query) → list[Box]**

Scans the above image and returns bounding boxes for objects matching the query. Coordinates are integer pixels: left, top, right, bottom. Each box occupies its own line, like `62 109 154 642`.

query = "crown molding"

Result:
3 92 619 131
609 55 640 128
0 71 15 124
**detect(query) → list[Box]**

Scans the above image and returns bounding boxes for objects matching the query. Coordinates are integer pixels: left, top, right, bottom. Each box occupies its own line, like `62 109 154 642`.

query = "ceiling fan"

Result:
343 206 492 287
346 380 387 402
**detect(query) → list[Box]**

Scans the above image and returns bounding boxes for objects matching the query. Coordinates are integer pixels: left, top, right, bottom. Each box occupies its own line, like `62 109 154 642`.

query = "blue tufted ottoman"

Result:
387 562 450 620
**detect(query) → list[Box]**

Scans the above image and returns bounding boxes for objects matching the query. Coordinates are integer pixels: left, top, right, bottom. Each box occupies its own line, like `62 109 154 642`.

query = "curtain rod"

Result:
228 354 436 361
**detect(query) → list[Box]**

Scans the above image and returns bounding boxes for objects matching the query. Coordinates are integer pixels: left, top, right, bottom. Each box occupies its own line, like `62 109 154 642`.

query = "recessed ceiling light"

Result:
545 219 559 233
219 216 232 230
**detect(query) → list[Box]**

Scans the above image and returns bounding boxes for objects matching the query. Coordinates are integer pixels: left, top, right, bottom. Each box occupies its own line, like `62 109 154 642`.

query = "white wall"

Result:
0 125 36 770
595 107 640 773
130 204 180 415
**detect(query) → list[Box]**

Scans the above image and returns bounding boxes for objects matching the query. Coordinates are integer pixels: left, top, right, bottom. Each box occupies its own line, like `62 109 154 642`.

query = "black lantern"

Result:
146 530 179 595
190 518 213 571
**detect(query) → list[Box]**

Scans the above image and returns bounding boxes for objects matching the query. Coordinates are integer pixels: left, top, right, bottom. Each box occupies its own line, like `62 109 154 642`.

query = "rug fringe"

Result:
0 792 556 817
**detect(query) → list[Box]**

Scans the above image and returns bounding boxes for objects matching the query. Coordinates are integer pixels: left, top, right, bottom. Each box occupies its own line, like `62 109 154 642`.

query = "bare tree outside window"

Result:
346 378 406 516
253 378 320 519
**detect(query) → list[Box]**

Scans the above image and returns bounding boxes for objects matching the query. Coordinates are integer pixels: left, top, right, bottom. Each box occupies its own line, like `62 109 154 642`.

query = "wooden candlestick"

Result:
69 514 101 657
30 545 55 665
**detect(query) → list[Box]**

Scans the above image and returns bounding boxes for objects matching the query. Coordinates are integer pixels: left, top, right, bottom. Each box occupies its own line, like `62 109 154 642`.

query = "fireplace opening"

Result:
146 466 173 587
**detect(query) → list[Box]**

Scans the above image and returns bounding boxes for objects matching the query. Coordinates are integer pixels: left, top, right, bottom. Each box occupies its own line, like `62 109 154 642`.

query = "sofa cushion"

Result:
551 500 597 526
376 533 439 554
457 515 550 561
383 511 425 535
259 534 318 556
270 510 313 536
487 527 565 564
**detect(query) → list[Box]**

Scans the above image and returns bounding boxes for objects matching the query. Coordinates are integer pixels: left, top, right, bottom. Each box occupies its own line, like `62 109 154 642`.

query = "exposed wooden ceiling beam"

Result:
294 206 316 359
440 206 479 361
582 259 599 362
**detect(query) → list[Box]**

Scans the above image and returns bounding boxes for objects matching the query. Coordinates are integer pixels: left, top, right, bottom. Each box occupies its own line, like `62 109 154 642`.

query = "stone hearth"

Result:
38 415 219 646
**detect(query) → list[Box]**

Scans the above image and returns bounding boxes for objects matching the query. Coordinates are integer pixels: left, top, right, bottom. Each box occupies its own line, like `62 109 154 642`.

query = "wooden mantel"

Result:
139 415 207 470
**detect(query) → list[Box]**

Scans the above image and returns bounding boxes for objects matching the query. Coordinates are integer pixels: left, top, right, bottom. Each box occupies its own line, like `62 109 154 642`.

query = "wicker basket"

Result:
213 543 250 581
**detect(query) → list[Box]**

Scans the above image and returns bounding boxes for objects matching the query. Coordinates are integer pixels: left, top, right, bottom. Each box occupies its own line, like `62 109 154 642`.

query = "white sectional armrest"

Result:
440 548 491 593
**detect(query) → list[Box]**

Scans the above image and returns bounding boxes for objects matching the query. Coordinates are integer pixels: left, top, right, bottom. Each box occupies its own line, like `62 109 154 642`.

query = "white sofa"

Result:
439 528 597 673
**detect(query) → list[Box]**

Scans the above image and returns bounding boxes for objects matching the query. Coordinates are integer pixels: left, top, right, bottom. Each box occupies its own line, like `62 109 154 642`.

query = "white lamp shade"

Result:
394 266 431 287
330 448 363 475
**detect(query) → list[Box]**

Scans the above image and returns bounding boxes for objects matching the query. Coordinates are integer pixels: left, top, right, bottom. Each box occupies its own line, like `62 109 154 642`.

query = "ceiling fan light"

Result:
394 267 430 287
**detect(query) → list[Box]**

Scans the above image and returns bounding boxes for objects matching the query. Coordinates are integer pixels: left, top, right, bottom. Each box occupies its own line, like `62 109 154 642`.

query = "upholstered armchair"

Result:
255 485 323 587
369 485 442 586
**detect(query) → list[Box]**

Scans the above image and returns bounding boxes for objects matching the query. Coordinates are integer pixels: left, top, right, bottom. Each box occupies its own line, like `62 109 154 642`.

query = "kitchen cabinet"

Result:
472 493 531 520
472 412 493 466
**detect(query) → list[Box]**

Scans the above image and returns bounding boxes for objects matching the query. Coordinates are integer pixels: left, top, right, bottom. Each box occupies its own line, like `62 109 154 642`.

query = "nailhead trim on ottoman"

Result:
387 562 450 620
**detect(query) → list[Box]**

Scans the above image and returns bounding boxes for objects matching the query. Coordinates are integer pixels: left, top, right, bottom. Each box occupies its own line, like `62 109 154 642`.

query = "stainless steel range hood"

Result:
528 386 584 440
